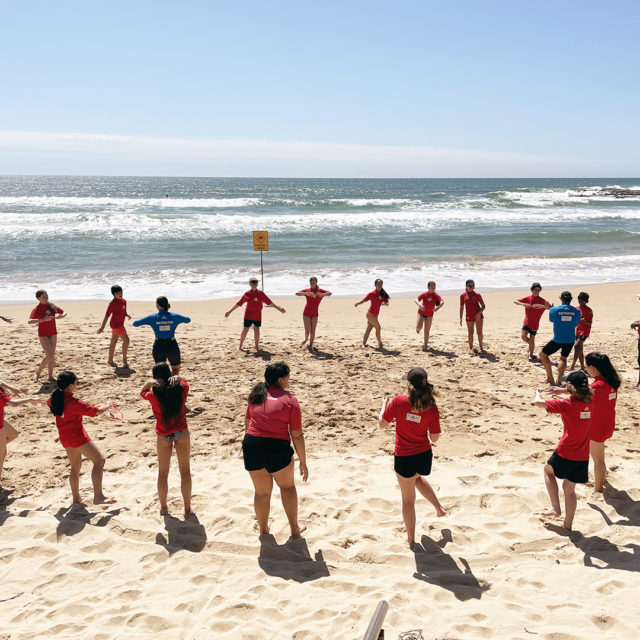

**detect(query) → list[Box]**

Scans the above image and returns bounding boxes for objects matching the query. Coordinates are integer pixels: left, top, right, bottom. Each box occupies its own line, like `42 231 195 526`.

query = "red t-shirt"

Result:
382 395 441 456
300 287 328 318
518 295 547 331
106 298 128 329
0 390 9 429
364 290 388 316
545 396 591 460
576 304 593 337
30 303 64 337
417 292 443 318
460 291 484 322
237 289 273 321
589 376 617 442
140 380 189 436
245 385 302 441
47 393 98 448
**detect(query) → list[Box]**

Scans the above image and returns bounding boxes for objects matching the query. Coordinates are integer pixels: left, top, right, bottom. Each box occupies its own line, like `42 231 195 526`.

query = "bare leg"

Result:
422 316 433 349
362 322 373 347
77 441 114 504
174 431 192 515
171 364 181 376
309 316 318 349
557 356 568 386
37 335 56 380
542 464 561 516
465 320 475 350
577 340 586 369
273 460 304 537
590 440 606 493
248 468 273 534
562 479 577 530
539 351 555 385
416 313 424 334
521 329 535 358
65 447 84 504
253 326 260 351
0 421 19 482
301 315 311 346
157 435 172 513
121 334 130 366
238 326 250 349
396 473 418 545
107 333 119 365
475 315 484 351
415 476 446 516
366 312 383 348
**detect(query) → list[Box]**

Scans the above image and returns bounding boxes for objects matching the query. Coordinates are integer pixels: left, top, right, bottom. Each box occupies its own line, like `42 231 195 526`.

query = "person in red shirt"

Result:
459 279 486 353
0 377 45 488
354 278 390 349
48 371 115 505
380 367 446 546
513 282 550 361
569 292 593 371
97 285 131 368
242 361 307 537
414 281 444 351
28 290 66 383
295 276 332 351
140 363 192 515
225 278 286 352
534 370 593 530
631 294 640 390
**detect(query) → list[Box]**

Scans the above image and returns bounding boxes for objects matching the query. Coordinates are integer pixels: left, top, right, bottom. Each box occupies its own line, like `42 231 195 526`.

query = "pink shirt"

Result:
245 385 302 441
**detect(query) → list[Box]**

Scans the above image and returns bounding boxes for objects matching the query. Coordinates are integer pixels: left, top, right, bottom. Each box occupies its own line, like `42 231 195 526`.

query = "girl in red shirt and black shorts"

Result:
380 367 446 547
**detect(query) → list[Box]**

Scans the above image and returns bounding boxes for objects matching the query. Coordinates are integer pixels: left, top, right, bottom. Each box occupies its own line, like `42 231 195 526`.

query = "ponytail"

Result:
50 371 77 416
248 361 291 405
374 279 390 300
150 363 184 428
35 289 59 315
406 366 437 411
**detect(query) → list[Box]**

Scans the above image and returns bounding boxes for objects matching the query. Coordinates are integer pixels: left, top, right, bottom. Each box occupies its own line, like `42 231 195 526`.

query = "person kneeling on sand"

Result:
379 367 446 547
534 371 592 530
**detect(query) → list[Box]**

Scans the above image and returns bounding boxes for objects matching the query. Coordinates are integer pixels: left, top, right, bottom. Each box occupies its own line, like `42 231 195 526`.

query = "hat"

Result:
566 370 588 387
531 282 542 290
560 290 572 301
407 367 428 389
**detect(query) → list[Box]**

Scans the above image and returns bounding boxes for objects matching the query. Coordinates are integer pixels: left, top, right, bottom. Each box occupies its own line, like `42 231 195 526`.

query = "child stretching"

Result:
48 371 116 505
534 370 593 530
97 285 131 368
570 292 593 371
415 281 444 351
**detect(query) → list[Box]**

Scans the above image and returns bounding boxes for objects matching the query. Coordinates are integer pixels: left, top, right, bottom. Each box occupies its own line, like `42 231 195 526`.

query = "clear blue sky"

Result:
1 0 638 177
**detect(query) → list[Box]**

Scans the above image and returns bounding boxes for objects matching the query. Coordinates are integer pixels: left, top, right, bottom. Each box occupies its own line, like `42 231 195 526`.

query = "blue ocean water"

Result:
1 176 639 301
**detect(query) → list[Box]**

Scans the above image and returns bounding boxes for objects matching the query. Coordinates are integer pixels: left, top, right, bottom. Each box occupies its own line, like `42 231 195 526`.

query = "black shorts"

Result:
542 340 573 358
394 449 433 479
242 434 293 473
243 318 262 328
522 325 537 335
153 338 181 366
547 452 588 484
576 335 588 342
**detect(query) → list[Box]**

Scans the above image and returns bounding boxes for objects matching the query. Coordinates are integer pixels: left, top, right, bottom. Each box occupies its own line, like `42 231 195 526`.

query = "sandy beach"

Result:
2 281 640 639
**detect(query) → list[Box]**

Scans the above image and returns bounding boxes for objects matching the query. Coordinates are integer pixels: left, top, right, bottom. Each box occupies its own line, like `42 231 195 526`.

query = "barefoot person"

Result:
242 362 307 537
534 370 593 530
570 292 593 371
133 296 190 374
1 378 44 488
539 291 581 387
225 278 286 352
514 282 550 361
459 279 485 353
415 281 444 351
97 285 131 368
295 277 332 351
631 295 640 390
28 290 66 383
354 279 390 349
379 367 446 546
48 371 116 505
140 363 191 515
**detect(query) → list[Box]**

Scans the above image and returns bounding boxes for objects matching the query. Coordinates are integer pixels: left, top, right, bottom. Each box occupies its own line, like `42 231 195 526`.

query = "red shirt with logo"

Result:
417 292 443 318
106 298 128 329
300 287 329 318
364 290 387 316
382 395 441 456
589 376 617 442
237 289 273 321
47 393 98 448
576 304 593 337
460 291 484 322
140 379 189 436
245 385 301 441
518 295 547 331
30 303 64 337
545 396 591 460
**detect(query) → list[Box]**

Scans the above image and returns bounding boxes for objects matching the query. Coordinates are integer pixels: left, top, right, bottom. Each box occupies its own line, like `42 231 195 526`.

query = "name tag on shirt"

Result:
609 392 617 400
159 325 170 331
561 316 572 322
405 413 421 423
580 411 591 419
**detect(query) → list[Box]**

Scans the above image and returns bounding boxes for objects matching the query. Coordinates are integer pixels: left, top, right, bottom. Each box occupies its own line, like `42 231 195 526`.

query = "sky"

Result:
0 0 638 177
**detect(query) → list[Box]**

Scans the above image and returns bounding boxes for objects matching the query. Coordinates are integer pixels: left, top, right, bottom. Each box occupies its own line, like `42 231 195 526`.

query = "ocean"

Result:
1 176 639 302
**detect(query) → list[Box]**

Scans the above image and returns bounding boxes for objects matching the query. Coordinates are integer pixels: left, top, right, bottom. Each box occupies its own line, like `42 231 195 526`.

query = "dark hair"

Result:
406 367 437 411
585 352 620 390
156 296 170 310
151 363 185 428
565 371 593 403
578 291 589 303
309 276 318 283
560 290 572 302
374 278 390 300
35 289 59 315
50 371 77 416
111 285 123 295
248 361 290 405
531 282 541 290
465 279 474 287
427 280 436 288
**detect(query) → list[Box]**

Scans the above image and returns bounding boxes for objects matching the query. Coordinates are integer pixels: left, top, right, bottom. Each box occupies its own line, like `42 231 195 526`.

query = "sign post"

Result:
252 231 269 290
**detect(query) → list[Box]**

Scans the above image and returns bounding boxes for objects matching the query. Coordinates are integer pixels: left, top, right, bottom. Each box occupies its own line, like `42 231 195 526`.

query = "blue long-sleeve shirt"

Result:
132 310 191 339
549 304 581 343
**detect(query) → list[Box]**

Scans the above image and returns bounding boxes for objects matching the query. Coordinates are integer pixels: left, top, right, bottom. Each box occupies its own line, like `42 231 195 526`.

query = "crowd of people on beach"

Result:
0 276 637 545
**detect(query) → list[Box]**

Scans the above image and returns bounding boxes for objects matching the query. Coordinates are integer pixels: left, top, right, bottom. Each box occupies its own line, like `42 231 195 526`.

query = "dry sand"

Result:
2 281 640 639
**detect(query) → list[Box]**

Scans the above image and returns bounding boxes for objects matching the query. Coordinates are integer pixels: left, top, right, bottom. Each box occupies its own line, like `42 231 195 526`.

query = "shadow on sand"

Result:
156 513 207 554
258 533 329 582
